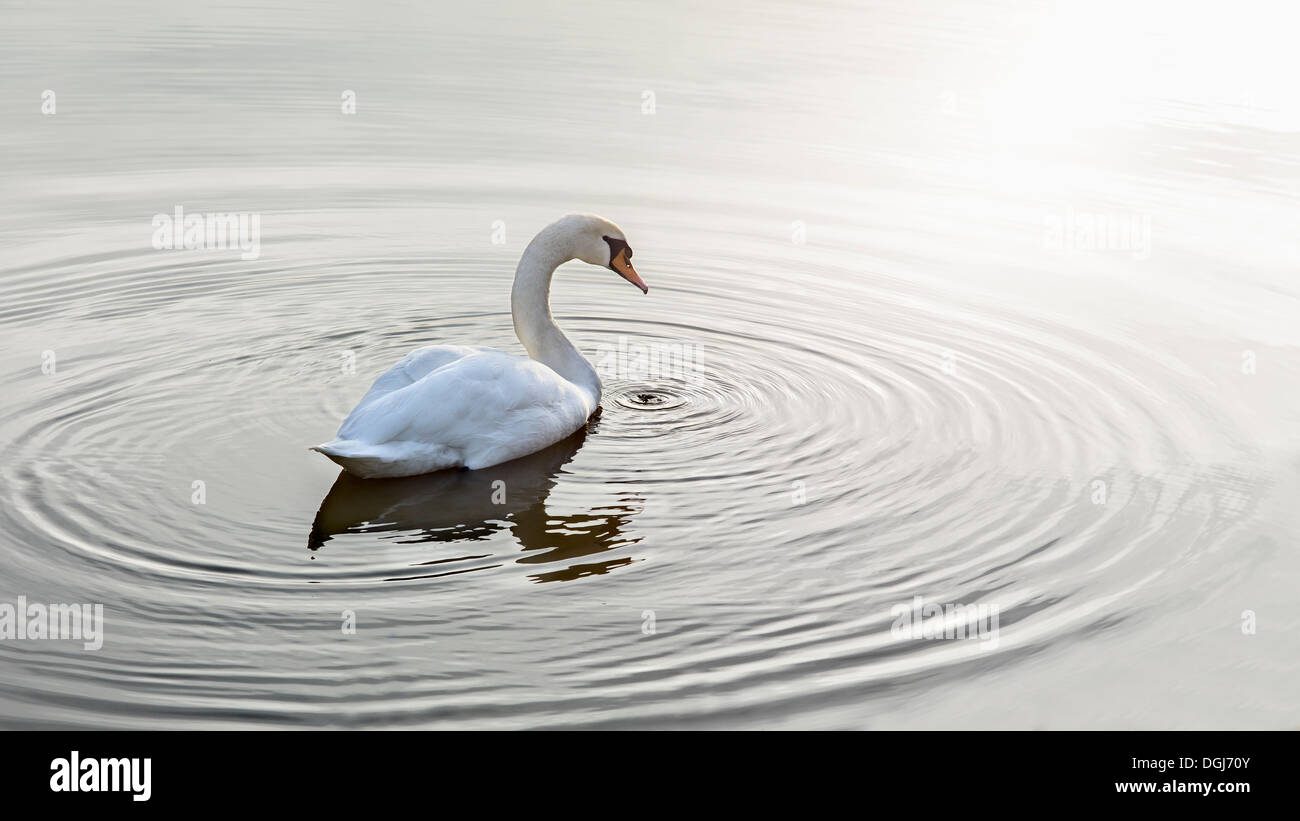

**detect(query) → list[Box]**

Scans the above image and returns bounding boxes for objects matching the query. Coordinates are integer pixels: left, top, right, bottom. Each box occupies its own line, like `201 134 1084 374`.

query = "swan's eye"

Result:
602 235 630 267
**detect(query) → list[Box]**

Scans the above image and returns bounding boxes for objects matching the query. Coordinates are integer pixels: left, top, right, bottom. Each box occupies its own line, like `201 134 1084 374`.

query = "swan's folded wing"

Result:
336 351 582 452
350 345 496 413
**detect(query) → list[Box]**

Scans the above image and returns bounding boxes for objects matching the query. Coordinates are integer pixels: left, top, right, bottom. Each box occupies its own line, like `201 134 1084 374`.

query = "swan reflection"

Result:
308 426 642 582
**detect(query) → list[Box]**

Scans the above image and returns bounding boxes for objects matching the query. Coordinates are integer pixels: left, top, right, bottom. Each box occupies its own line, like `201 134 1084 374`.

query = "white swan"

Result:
312 214 646 479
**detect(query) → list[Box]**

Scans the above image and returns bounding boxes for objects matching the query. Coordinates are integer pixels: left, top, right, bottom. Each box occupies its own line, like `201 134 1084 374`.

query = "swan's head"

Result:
564 213 647 294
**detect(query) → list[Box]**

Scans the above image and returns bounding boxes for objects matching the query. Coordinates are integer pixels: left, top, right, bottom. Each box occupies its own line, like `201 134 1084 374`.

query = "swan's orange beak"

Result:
610 247 648 294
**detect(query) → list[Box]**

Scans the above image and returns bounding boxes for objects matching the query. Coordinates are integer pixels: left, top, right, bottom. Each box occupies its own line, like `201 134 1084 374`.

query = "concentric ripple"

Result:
0 185 1270 728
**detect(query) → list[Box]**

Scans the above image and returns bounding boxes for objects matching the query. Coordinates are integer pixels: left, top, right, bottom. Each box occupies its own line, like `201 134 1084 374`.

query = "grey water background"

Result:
0 0 1297 728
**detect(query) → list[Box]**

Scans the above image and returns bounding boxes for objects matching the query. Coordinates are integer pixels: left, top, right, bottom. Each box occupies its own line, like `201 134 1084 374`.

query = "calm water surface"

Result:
0 0 1297 728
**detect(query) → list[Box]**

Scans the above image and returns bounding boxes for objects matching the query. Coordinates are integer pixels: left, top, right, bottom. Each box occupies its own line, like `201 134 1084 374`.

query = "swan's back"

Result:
313 345 595 478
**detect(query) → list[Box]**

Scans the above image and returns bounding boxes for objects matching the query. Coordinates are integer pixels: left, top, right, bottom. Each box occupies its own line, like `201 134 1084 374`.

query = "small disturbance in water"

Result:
615 388 686 412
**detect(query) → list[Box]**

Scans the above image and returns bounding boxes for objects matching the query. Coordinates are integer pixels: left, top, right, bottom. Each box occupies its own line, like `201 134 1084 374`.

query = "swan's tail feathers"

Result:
311 439 389 478
310 439 459 479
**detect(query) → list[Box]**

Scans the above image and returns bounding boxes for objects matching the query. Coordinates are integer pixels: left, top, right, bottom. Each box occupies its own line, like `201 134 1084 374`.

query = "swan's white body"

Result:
315 344 595 477
313 214 645 478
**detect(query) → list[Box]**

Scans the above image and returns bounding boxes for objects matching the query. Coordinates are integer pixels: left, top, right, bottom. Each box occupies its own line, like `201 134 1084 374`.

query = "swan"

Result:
312 213 647 479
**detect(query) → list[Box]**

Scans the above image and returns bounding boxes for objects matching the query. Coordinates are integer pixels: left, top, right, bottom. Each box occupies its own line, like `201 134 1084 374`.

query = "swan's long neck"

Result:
511 228 601 409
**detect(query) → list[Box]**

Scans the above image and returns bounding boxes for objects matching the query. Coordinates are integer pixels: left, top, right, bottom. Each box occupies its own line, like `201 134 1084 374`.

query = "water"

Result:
1 0 1297 728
